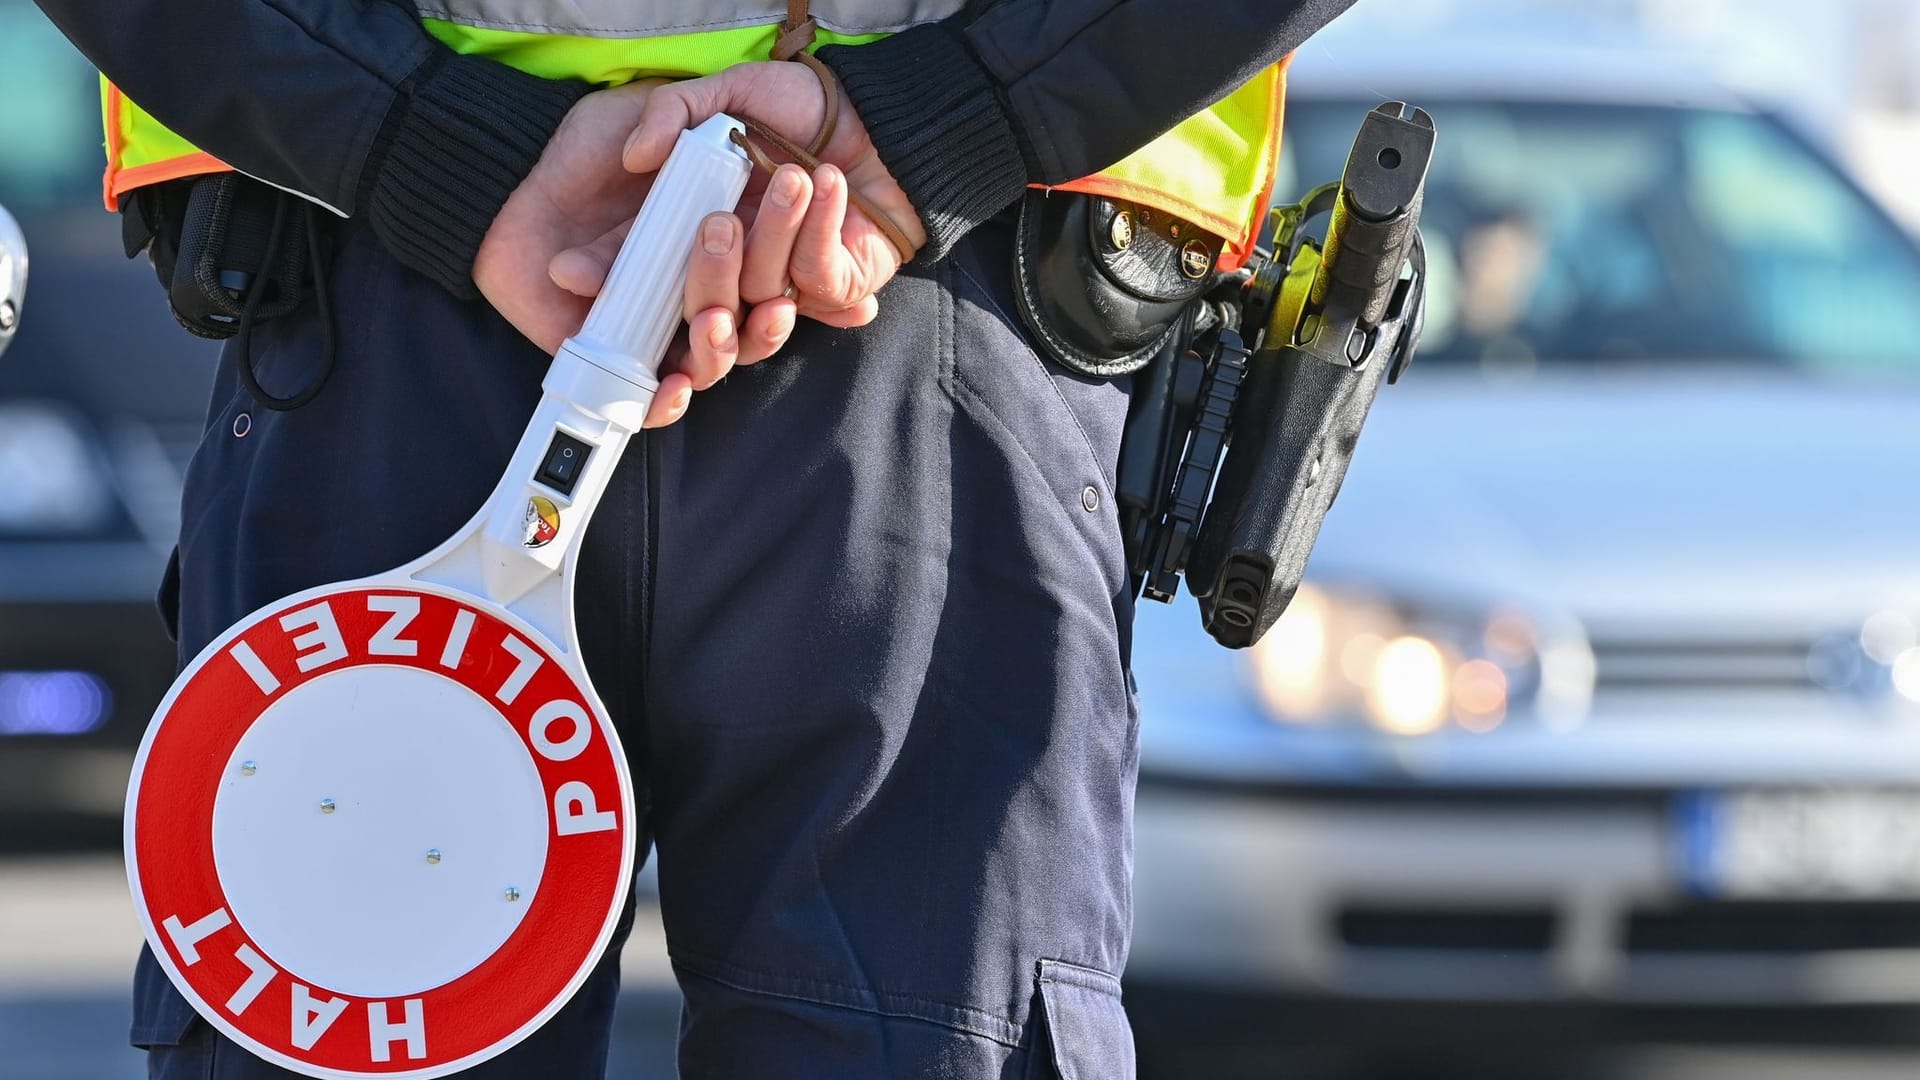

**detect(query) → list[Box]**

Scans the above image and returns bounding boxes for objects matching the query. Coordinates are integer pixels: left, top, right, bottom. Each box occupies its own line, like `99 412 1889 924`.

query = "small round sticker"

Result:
127 586 630 1078
522 497 560 549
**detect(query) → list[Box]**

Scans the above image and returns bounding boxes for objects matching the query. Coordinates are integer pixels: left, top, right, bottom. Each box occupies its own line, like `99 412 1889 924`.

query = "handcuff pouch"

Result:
1011 190 1220 378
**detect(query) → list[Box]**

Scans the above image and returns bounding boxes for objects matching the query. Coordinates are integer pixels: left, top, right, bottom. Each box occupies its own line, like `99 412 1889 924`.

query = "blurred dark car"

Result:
0 1 219 849
1125 42 1920 1077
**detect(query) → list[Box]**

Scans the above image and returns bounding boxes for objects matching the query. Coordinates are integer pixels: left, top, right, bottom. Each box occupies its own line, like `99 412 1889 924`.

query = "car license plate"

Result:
1679 790 1920 898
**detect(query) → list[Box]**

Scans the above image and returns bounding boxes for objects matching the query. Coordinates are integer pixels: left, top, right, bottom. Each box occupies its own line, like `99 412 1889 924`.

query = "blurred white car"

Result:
1126 43 1920 1070
0 0 219 850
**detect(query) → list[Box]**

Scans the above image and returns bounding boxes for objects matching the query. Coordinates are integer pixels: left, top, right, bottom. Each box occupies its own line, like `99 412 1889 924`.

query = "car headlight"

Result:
0 401 114 535
1245 582 1593 735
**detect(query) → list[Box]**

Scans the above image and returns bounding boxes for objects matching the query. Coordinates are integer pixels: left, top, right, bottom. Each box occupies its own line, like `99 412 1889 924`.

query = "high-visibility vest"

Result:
101 1 1287 270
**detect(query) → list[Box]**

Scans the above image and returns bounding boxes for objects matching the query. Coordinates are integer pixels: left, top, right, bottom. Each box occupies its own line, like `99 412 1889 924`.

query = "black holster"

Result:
1113 101 1436 650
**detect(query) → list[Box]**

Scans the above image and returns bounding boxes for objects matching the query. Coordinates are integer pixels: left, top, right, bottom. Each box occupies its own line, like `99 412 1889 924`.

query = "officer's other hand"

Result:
473 79 694 429
549 61 927 391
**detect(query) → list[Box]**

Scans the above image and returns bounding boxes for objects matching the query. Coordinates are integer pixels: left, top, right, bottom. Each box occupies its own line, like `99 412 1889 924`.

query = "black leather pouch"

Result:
1011 190 1219 378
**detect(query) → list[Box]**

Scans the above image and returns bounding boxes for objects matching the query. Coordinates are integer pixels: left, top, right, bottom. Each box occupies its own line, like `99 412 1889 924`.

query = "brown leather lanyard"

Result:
727 0 920 263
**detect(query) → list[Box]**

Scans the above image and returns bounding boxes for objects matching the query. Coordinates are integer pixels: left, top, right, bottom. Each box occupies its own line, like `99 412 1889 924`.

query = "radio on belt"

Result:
536 433 592 496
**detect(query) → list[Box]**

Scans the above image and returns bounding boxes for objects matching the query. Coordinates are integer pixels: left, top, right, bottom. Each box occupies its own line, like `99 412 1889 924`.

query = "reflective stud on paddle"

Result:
125 116 753 1079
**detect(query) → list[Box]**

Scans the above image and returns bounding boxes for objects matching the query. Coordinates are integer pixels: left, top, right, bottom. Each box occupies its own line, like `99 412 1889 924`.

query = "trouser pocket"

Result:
1032 959 1136 1080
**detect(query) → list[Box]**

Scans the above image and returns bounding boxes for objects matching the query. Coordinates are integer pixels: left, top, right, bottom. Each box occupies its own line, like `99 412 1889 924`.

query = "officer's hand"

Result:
549 61 927 391
473 79 694 429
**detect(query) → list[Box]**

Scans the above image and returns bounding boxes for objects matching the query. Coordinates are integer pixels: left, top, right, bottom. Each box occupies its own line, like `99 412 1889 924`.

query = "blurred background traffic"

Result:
5 0 1920 1077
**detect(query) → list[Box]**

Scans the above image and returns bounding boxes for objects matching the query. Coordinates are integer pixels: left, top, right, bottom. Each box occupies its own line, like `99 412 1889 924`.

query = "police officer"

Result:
34 1 1355 1076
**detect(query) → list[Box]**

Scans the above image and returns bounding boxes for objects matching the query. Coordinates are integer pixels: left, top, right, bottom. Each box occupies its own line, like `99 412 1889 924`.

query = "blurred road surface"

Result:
8 856 1920 1080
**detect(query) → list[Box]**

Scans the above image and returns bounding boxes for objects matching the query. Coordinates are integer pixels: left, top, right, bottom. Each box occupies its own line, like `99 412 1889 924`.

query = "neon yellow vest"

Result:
102 10 1286 270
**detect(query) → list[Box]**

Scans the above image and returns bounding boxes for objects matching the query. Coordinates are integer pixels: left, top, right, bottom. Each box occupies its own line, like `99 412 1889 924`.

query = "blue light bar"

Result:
0 671 113 736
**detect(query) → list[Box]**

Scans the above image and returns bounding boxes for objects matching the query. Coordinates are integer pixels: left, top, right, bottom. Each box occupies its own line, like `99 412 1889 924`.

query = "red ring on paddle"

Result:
128 585 630 1078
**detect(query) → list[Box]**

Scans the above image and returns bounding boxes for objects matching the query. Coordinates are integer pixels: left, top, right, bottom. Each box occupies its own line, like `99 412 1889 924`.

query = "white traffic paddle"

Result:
126 115 752 1079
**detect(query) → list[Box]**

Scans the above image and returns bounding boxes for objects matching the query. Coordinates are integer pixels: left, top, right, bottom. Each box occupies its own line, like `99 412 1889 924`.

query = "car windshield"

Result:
1277 100 1920 374
0 1 101 212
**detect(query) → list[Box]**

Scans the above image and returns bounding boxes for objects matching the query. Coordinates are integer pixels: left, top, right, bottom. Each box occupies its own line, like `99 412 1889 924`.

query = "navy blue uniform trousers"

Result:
134 215 1141 1079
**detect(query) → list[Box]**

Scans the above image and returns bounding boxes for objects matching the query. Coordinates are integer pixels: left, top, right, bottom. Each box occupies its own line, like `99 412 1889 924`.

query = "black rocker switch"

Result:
536 432 593 496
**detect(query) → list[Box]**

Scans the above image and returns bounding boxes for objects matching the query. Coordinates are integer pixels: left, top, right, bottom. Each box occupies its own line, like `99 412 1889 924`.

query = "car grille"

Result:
1339 906 1555 952
1587 634 1821 693
1336 900 1920 957
1626 901 1920 953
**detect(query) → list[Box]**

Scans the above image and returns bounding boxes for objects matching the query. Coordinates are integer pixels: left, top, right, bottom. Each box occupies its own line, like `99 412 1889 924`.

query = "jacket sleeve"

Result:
32 0 588 298
818 0 1358 261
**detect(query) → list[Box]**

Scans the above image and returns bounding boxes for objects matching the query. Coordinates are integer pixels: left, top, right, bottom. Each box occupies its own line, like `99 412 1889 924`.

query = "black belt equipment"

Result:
1116 102 1435 648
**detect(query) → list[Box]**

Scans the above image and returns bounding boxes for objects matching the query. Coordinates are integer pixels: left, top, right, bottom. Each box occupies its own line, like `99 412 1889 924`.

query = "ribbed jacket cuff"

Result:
819 24 1027 264
366 51 590 299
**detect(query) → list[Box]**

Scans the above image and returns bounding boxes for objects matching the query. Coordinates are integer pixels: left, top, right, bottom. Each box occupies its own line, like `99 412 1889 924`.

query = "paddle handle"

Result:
410 115 752 630
560 113 753 399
